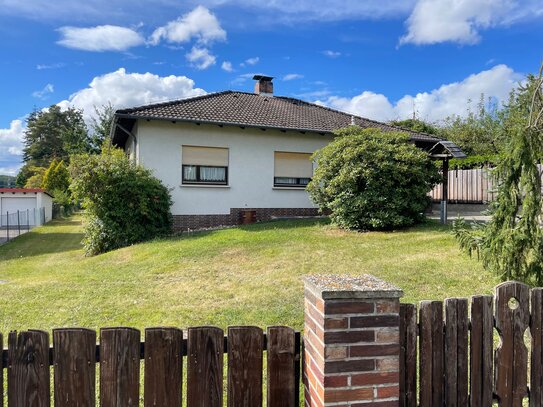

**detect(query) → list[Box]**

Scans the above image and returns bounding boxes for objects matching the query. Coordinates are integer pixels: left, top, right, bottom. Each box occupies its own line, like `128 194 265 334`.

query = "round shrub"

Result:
69 148 173 255
307 127 441 230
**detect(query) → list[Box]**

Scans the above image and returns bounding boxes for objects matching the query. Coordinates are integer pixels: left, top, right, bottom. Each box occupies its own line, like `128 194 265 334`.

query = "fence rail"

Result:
0 207 45 242
0 326 301 406
399 280 540 407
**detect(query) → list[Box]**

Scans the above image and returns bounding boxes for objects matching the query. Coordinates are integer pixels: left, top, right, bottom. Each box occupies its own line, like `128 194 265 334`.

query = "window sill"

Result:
273 186 307 190
181 184 230 188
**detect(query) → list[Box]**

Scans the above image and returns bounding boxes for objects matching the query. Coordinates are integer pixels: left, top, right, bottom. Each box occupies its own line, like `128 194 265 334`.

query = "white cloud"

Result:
185 47 216 70
322 50 341 58
57 68 206 122
400 0 542 45
32 84 54 99
244 57 259 66
0 119 25 175
150 6 226 45
283 73 303 81
57 25 145 51
318 64 522 122
221 61 234 72
36 63 66 70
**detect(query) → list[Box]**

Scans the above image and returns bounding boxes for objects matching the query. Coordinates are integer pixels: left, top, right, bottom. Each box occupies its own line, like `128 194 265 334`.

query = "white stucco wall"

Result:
37 192 53 223
134 120 333 215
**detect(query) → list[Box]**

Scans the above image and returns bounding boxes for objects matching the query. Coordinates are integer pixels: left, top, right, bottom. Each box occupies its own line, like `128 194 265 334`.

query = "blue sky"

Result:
1 0 542 175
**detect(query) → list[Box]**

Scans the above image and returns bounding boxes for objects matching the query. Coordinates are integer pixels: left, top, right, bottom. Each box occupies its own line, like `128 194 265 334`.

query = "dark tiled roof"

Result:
115 91 441 143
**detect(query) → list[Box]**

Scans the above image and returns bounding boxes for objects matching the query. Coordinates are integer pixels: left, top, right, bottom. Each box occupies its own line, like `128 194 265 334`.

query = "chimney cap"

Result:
253 74 274 81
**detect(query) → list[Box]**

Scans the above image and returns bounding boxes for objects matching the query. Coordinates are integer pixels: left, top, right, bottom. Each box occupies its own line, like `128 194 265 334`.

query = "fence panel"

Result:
7 330 50 407
144 327 184 407
444 298 469 407
53 328 96 407
187 326 224 407
419 301 444 407
494 281 530 406
227 326 264 407
531 289 543 406
267 326 297 407
100 327 140 407
399 303 417 407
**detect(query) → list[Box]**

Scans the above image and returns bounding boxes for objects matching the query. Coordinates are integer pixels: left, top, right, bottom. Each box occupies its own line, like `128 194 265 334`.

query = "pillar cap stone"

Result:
304 274 403 300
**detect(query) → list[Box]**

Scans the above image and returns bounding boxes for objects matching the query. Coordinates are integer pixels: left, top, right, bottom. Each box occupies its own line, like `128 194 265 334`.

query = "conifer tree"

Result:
455 63 543 284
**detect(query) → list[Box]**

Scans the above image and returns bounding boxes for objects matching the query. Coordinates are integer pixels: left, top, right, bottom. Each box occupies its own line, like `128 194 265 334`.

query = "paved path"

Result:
428 203 491 223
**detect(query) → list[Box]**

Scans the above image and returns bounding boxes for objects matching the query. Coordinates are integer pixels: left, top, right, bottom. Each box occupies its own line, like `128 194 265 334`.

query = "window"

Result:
274 152 313 187
182 146 229 185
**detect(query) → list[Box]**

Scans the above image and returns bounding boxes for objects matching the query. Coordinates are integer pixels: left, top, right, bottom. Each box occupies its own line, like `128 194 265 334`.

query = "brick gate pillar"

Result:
303 275 403 406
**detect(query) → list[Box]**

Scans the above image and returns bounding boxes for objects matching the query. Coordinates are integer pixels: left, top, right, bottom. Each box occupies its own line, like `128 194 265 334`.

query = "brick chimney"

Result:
253 75 274 96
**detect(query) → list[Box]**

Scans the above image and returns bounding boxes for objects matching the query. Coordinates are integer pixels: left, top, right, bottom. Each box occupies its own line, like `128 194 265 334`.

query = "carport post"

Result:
440 158 449 224
6 211 9 241
17 210 20 236
27 209 30 230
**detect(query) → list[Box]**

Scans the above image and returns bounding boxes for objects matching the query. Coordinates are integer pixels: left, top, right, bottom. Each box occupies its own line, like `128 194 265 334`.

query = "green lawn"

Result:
0 215 498 333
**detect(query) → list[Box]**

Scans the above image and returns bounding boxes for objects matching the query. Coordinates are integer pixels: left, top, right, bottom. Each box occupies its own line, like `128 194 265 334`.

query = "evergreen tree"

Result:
22 105 91 165
43 159 70 192
454 66 543 285
90 103 115 152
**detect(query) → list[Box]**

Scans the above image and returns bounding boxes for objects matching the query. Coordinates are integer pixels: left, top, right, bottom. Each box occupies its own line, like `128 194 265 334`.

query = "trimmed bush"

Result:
69 149 172 255
307 127 441 230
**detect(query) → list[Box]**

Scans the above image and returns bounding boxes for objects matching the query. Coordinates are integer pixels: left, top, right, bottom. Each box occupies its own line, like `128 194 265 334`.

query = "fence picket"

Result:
100 327 140 407
419 301 444 407
444 298 468 407
187 326 224 407
227 326 264 407
53 328 96 407
267 326 296 407
470 295 494 407
494 281 530 406
144 327 184 407
7 330 50 407
531 288 543 406
399 303 417 407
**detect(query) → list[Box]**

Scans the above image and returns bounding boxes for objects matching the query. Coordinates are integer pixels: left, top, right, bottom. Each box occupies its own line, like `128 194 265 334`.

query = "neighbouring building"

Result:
111 75 462 232
0 188 53 226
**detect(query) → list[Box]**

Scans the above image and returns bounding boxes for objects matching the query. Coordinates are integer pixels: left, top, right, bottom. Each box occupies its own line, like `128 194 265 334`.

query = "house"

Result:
111 75 463 231
0 188 53 227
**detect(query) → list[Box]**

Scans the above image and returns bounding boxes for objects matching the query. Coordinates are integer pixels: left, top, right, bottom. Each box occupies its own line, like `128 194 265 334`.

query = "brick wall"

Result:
304 275 403 407
172 207 322 232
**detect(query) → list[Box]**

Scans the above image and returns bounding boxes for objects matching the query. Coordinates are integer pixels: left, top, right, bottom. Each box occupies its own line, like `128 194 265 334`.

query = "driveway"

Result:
428 203 491 223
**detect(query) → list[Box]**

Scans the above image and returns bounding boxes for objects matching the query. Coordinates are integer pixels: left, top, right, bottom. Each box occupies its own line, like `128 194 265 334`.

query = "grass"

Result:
0 215 499 334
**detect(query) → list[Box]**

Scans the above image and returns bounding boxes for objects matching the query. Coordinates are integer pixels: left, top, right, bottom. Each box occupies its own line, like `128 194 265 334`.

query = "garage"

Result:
0 188 53 227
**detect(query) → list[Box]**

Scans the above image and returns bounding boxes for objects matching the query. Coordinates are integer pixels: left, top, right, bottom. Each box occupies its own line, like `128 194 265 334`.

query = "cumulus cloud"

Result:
57 68 206 122
32 84 55 99
283 73 303 81
186 47 216 70
57 25 145 51
150 5 226 45
319 64 522 122
400 0 542 45
0 119 25 175
221 61 234 72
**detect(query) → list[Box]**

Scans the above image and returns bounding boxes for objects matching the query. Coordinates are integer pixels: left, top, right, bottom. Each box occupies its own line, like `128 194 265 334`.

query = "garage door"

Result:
1 197 37 226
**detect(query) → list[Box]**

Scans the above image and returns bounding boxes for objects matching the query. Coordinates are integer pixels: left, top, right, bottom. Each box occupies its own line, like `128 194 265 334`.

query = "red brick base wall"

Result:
172 207 322 232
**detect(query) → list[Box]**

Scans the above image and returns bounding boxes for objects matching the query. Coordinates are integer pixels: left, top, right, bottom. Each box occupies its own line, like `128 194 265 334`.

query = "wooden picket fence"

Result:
399 281 543 407
0 326 301 406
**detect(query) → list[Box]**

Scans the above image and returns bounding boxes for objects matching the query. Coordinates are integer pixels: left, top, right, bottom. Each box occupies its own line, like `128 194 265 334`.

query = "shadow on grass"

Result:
0 231 84 261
